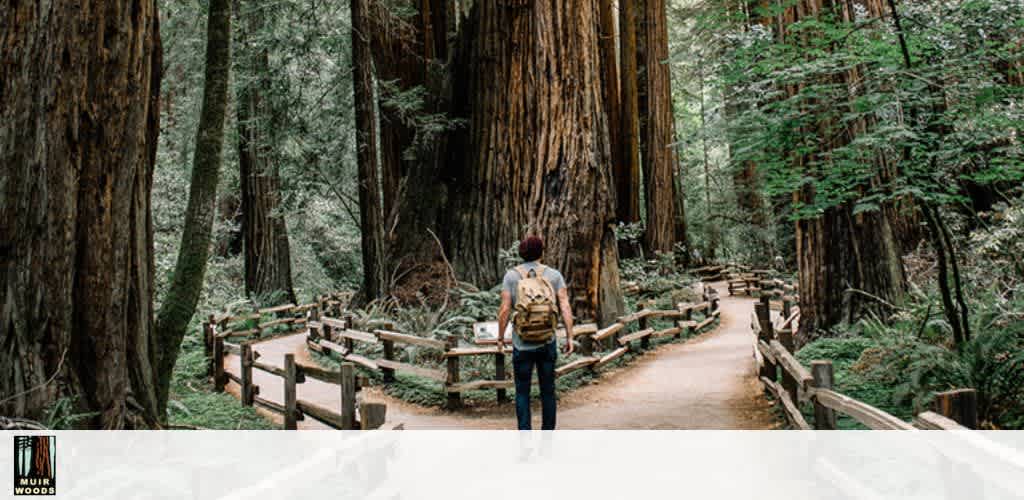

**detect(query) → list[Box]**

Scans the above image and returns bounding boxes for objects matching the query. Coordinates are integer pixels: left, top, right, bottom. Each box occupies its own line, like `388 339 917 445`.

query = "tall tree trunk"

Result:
637 0 680 254
370 2 426 220
598 0 623 207
698 68 719 260
1 0 163 427
351 0 387 300
780 0 905 341
447 0 625 323
617 0 642 224
154 0 232 416
236 0 295 304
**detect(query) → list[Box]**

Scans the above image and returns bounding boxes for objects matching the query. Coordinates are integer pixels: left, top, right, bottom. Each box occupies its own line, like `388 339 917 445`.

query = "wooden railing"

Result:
751 295 984 431
303 284 723 409
210 336 396 430
206 281 724 423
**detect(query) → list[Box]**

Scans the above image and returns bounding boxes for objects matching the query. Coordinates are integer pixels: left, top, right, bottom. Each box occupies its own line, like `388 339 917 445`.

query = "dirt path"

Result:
225 281 779 429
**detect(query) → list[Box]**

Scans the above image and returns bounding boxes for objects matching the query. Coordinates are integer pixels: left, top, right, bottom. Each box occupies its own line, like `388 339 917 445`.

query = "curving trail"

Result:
224 281 779 429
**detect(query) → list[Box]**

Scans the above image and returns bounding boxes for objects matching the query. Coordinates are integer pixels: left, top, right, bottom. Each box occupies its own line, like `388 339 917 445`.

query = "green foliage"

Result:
165 325 275 429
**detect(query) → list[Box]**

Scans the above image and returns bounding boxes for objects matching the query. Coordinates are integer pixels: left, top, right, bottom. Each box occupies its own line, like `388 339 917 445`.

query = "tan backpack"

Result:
512 264 558 343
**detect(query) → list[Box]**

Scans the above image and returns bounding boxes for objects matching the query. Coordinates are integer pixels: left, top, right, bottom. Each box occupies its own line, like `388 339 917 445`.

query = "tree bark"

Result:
598 0 623 210
1 0 163 427
778 0 905 342
351 0 387 300
447 0 625 323
637 0 680 254
236 0 296 304
617 0 642 224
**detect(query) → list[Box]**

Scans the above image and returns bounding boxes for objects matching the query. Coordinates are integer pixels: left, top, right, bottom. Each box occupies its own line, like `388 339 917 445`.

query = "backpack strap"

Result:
514 265 529 279
534 264 547 277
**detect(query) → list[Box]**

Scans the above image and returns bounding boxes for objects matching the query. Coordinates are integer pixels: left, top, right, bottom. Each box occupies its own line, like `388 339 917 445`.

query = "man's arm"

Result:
497 290 512 352
557 287 574 354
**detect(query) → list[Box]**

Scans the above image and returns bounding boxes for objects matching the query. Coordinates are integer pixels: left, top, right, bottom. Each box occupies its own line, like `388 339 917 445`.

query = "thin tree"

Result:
351 0 387 300
154 0 233 415
637 0 683 253
618 0 643 225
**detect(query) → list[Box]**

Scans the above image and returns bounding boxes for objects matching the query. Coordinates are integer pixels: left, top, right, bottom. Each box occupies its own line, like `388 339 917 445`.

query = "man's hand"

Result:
497 290 512 354
563 338 574 355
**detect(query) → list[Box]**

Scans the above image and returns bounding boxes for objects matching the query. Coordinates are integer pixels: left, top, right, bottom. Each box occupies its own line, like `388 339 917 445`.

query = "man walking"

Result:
497 235 575 430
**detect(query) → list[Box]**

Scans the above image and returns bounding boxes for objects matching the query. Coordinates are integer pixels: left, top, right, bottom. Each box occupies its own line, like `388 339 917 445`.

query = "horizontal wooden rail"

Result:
617 328 654 346
760 376 810 430
594 346 629 369
914 411 965 430
333 328 377 344
444 347 502 357
555 356 599 376
446 380 514 393
375 330 446 350
593 323 626 342
769 340 813 392
810 388 914 430
297 398 346 429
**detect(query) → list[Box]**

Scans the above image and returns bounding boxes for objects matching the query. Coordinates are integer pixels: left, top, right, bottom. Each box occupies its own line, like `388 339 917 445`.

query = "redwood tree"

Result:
637 0 685 253
618 0 643 225
236 0 296 304
772 0 906 340
351 0 387 300
1 0 163 427
447 0 626 323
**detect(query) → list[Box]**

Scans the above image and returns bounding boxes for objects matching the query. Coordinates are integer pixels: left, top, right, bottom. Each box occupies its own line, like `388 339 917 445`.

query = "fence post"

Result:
579 332 594 356
934 388 979 429
203 315 214 374
381 338 396 383
782 297 792 320
811 360 837 430
252 305 263 340
754 302 777 382
360 402 387 430
340 362 357 430
240 343 255 406
639 303 650 350
495 352 507 403
284 354 298 430
213 335 225 392
777 327 798 403
445 335 462 410
342 313 355 352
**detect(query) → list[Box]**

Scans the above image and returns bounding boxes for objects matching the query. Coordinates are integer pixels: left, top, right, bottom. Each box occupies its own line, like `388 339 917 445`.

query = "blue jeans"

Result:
512 341 557 430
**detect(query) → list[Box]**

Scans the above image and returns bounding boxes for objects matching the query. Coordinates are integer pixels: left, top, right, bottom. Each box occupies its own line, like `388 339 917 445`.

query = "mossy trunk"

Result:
154 0 232 416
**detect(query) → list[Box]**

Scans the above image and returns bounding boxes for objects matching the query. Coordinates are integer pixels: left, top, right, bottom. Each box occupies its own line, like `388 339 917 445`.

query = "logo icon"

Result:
14 436 55 496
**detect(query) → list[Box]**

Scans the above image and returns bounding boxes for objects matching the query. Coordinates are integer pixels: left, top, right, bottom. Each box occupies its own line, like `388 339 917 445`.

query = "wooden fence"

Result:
750 294 983 431
208 282 724 415
205 293 401 430
304 285 723 409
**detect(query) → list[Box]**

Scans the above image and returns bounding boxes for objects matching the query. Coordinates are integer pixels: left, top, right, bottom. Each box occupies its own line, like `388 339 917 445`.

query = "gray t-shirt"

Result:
502 261 566 351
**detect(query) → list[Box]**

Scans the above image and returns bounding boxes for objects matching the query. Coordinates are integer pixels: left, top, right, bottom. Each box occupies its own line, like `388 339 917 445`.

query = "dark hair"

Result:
518 236 544 262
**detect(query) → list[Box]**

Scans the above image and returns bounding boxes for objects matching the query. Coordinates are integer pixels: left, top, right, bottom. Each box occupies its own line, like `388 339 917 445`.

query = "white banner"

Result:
3 431 1024 499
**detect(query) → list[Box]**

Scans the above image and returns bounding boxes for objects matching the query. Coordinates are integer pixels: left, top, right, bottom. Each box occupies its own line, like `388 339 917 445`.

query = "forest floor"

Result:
225 282 780 429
